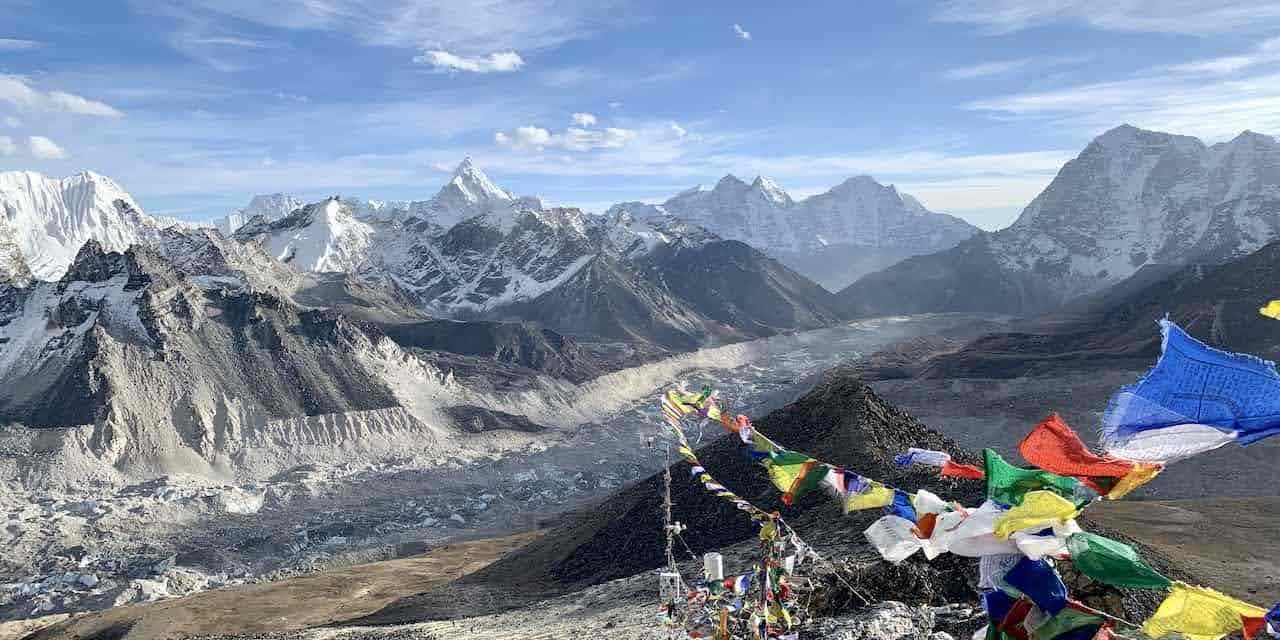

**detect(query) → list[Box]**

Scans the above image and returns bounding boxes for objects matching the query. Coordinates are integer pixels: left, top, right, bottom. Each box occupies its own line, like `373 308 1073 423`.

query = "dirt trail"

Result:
17 531 540 640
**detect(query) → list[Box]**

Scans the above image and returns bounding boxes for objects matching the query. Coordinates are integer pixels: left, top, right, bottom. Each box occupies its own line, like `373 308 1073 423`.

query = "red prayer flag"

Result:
940 460 985 480
999 599 1034 640
1243 616 1267 640
913 512 939 539
1020 413 1135 481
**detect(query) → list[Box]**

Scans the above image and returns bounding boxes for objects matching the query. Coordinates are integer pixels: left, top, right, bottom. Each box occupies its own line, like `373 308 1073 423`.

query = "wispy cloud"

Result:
943 55 1092 80
167 0 631 53
933 0 1280 35
0 75 124 117
0 135 15 156
733 23 751 40
414 50 525 73
570 112 597 127
28 135 67 159
537 67 600 87
1163 36 1280 75
945 58 1036 79
966 67 1280 140
0 38 40 50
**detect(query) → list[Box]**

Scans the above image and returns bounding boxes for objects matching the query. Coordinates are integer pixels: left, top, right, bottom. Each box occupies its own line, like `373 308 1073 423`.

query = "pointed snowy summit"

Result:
437 157 513 206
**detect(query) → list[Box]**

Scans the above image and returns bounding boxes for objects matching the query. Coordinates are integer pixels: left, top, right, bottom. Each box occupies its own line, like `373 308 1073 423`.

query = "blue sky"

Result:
3 1 1280 229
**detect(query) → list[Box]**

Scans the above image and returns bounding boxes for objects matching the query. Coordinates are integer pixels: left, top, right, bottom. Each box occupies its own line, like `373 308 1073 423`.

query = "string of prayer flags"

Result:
888 489 918 522
894 447 953 468
1032 604 1104 640
764 450 829 506
843 479 895 513
1142 582 1268 640
1267 604 1280 636
1009 520 1079 561
1260 300 1280 320
1101 320 1280 463
1019 413 1162 499
662 389 777 523
1065 532 1172 590
993 491 1079 539
896 446 986 480
984 449 1083 507
864 515 923 564
942 460 987 480
1000 557 1068 615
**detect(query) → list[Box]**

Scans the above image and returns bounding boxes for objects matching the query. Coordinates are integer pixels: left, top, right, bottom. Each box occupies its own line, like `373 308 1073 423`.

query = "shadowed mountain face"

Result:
918 240 1280 379
352 369 984 624
837 125 1280 318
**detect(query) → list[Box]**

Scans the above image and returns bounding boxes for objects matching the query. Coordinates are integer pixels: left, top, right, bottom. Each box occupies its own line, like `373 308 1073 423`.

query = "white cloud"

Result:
733 23 751 40
0 75 123 117
0 38 40 50
46 91 125 117
414 50 525 73
0 135 15 156
28 136 67 160
608 101 623 109
570 112 597 127
668 121 687 138
2 116 18 128
496 124 636 152
933 0 1280 36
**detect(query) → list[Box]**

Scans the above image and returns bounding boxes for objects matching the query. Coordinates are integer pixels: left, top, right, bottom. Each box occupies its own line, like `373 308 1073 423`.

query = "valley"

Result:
3 121 1280 640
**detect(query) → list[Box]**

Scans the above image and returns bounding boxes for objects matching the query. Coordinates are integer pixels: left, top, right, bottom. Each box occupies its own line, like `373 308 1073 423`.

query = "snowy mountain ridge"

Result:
992 124 1280 295
649 173 979 289
837 125 1280 317
0 170 185 282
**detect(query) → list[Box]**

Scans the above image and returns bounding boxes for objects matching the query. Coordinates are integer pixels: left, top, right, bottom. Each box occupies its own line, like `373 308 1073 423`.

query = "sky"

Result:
3 1 1280 230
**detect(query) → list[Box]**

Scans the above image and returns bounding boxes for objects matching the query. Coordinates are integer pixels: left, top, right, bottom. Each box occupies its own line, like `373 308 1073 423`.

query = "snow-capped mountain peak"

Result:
212 193 305 234
751 176 792 206
234 197 373 273
653 171 979 288
437 157 513 206
0 170 172 281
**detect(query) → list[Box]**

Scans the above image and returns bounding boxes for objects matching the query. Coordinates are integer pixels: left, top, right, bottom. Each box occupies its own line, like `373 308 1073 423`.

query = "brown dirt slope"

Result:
21 532 539 640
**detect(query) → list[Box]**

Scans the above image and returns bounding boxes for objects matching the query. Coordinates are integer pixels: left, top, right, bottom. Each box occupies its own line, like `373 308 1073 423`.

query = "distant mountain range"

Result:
610 173 979 289
839 125 1280 317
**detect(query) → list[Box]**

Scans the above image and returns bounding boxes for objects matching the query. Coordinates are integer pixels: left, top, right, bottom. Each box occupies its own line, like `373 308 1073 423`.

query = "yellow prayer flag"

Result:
992 490 1078 538
1260 300 1280 320
1142 582 1267 640
843 482 895 512
1106 463 1163 500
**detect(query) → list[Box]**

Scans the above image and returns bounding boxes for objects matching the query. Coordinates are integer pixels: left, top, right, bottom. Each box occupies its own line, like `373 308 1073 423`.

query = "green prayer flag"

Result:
984 449 1081 507
1066 532 1172 590
1033 607 1103 640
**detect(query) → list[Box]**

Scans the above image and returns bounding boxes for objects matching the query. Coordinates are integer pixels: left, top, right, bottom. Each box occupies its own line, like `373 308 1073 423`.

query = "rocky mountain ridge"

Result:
230 160 843 349
641 174 980 289
839 125 1280 317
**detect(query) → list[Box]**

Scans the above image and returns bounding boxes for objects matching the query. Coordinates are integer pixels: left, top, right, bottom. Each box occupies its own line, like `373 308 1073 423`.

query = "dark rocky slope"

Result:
920 240 1280 378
